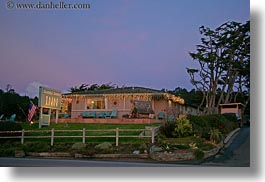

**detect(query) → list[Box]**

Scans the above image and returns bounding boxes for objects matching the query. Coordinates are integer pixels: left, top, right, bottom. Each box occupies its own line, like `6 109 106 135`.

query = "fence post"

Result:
116 128 119 146
51 128 54 146
151 127 155 144
82 128 86 144
21 129 25 144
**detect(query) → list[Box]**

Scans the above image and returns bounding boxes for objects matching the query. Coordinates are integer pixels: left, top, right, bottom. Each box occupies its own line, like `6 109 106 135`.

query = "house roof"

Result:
64 87 164 95
63 87 184 104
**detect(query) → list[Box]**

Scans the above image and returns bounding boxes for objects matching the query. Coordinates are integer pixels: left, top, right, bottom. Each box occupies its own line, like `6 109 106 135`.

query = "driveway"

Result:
202 127 250 167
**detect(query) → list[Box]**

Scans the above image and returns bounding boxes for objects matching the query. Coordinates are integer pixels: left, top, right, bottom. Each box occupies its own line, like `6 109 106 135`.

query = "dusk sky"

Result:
0 0 249 98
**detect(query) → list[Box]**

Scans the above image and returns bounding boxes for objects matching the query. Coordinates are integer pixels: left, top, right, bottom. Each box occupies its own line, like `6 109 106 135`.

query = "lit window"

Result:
87 98 105 109
168 100 172 107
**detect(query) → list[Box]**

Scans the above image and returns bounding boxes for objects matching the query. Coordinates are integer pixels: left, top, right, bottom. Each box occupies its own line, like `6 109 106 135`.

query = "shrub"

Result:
0 121 22 133
197 142 215 151
0 148 15 157
138 143 148 153
187 115 208 128
187 115 210 139
23 142 51 152
172 144 190 150
209 129 223 144
51 143 73 152
0 122 22 142
188 114 238 139
222 113 238 123
159 121 176 138
193 149 204 160
173 117 193 137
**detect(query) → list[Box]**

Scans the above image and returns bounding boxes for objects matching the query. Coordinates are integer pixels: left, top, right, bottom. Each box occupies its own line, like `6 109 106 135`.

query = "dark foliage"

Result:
159 121 176 138
0 122 22 132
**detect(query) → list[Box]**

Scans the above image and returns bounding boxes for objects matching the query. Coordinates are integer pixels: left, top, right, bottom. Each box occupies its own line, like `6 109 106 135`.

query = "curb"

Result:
26 152 149 159
223 128 240 144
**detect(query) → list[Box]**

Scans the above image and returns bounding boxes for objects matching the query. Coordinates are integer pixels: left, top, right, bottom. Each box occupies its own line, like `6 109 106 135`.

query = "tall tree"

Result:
187 21 250 114
68 83 116 93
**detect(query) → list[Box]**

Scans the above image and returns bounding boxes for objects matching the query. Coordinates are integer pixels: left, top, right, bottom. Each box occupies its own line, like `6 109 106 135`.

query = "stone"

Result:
149 145 163 153
15 150 25 158
95 142 112 151
133 150 140 155
72 143 86 150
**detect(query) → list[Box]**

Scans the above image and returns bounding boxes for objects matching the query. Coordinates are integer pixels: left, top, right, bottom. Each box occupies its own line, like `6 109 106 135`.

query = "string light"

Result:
62 92 184 104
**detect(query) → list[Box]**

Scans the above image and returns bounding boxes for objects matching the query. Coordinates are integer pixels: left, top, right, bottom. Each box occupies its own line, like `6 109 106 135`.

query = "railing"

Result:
0 127 157 146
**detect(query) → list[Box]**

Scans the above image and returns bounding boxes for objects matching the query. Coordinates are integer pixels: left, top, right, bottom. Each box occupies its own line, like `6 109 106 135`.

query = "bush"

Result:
23 142 51 152
187 114 238 139
193 149 204 160
0 148 15 157
197 142 215 151
159 121 176 138
209 129 223 144
173 117 193 137
51 143 73 152
0 122 22 141
172 144 190 150
187 115 208 128
0 121 22 132
222 113 239 123
187 115 210 139
138 143 148 153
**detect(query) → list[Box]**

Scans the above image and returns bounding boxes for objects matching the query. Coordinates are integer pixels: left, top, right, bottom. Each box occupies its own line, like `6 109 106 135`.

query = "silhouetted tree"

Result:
187 20 250 114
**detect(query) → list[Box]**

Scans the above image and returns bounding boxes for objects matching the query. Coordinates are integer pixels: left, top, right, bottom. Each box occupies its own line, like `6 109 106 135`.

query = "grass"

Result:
15 122 159 144
21 122 160 130
161 136 203 144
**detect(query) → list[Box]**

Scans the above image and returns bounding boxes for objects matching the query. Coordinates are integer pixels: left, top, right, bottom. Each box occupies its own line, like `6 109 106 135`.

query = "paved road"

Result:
0 157 197 167
202 127 250 167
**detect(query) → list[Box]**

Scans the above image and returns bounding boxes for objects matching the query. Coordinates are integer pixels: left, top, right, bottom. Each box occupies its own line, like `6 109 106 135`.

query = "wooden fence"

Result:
0 127 160 146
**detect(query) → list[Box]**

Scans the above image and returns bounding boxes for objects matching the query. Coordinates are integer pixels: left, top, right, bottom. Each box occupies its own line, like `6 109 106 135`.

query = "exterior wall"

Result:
220 103 243 118
107 97 131 118
55 118 163 124
68 94 185 119
220 108 239 115
153 100 167 115
71 98 86 118
153 99 174 118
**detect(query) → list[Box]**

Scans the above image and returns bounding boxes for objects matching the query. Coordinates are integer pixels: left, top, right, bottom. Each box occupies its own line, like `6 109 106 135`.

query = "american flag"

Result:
28 101 37 122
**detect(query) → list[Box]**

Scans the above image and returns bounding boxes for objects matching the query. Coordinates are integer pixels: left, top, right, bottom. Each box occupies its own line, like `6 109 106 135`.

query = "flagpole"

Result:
17 104 27 122
28 100 37 123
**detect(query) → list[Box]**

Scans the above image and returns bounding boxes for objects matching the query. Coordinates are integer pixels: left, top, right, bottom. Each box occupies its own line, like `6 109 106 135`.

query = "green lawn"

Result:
21 122 160 130
18 122 160 144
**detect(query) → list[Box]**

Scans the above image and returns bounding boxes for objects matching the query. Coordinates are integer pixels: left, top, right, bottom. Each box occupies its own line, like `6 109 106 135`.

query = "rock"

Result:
15 150 25 158
72 143 86 150
149 145 163 153
133 150 140 155
95 142 112 151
